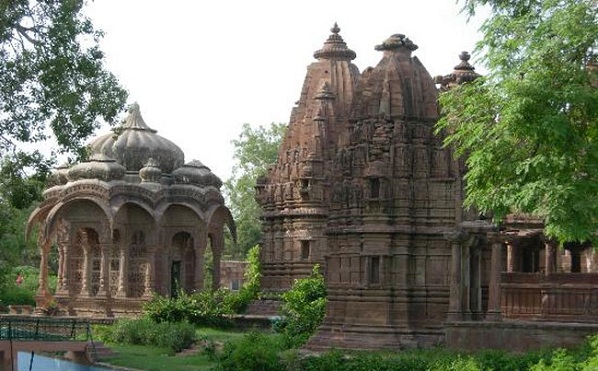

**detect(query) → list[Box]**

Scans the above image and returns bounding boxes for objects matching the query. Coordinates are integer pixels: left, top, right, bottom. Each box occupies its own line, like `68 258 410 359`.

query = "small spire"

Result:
375 34 418 52
454 51 475 71
315 82 335 100
331 22 340 34
122 102 157 132
313 23 356 61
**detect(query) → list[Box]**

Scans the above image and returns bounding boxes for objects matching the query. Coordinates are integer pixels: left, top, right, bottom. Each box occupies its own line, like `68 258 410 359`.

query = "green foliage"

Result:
0 266 58 307
0 0 128 162
274 264 327 346
0 204 41 287
438 0 598 243
214 331 286 371
224 122 286 257
475 348 544 371
221 245 262 314
95 318 196 355
143 290 236 328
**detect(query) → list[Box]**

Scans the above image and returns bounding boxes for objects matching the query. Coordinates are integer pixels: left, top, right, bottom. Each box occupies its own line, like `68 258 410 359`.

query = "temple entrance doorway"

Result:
170 232 196 296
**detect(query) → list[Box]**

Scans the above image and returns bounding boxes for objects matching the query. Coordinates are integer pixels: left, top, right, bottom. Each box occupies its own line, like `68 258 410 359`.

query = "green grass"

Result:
105 344 212 371
101 327 267 371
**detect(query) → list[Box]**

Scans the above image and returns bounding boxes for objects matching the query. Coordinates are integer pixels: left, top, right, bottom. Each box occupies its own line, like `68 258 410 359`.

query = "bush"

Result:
95 318 196 354
274 264 327 346
214 332 286 371
143 289 236 328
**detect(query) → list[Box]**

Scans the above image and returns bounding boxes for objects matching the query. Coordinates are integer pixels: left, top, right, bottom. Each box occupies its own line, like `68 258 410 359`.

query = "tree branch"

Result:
15 24 41 46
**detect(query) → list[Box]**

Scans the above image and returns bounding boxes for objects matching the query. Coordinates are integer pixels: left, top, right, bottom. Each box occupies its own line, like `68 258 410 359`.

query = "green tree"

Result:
438 0 598 243
0 0 128 171
275 264 327 347
224 123 286 258
0 0 127 287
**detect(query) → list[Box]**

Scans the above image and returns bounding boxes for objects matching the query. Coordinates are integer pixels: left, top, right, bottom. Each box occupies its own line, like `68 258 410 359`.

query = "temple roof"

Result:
313 23 356 61
88 103 185 174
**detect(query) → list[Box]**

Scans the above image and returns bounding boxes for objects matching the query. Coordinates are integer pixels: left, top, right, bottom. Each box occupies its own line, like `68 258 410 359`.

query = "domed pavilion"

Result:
28 103 235 317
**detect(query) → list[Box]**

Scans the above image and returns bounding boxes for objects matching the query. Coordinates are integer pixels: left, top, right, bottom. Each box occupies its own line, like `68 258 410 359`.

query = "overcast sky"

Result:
85 0 488 180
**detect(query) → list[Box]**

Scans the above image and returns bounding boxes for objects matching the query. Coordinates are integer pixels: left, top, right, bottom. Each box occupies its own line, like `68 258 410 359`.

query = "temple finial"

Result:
331 22 340 34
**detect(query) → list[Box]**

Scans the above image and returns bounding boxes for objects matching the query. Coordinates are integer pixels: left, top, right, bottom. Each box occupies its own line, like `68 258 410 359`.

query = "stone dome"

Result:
88 103 185 174
172 160 223 188
66 154 126 182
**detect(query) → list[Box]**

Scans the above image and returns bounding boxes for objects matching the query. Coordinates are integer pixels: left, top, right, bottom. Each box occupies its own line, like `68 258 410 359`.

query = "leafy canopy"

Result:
224 123 286 257
0 0 128 171
438 0 598 243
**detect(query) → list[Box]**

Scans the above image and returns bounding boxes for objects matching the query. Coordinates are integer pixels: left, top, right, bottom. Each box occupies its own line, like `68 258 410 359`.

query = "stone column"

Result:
143 247 156 298
585 248 597 273
80 244 91 297
506 241 515 273
461 241 472 320
194 234 206 290
96 243 110 297
116 244 128 298
37 238 51 301
487 233 504 321
544 239 558 275
55 220 71 295
211 231 224 290
470 246 482 319
446 231 464 322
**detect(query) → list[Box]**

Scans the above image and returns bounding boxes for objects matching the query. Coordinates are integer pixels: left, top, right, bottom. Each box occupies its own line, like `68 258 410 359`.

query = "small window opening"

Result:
301 179 310 189
369 256 380 284
370 178 380 199
301 240 310 260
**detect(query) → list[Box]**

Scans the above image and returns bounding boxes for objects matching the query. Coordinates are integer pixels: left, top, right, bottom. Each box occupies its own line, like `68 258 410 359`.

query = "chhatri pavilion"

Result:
28 103 235 317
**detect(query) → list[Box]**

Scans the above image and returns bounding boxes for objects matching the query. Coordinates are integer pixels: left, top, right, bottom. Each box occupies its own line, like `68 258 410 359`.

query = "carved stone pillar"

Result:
194 234 206 290
446 231 465 322
211 231 224 290
461 241 472 320
470 245 482 319
506 241 515 273
544 239 558 275
80 244 92 297
116 244 128 298
97 243 110 297
487 233 504 321
37 238 51 301
143 247 156 298
585 247 597 273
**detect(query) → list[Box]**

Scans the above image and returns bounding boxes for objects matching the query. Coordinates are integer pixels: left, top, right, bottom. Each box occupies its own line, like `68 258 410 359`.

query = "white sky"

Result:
85 0 488 181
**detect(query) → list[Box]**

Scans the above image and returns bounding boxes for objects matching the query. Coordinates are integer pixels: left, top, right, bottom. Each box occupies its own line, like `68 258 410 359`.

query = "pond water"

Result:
17 352 116 371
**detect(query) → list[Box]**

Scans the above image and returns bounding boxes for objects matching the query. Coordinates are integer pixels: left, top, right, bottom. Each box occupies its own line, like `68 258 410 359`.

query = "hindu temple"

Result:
27 103 235 317
256 24 598 351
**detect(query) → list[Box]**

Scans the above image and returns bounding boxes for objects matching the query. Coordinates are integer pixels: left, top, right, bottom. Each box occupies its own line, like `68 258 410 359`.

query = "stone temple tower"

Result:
256 24 360 293
307 33 463 349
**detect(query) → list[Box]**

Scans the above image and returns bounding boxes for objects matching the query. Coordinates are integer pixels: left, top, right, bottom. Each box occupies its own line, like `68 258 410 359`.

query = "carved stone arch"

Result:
45 196 113 239
26 201 57 242
205 205 237 244
111 198 155 224
155 201 205 226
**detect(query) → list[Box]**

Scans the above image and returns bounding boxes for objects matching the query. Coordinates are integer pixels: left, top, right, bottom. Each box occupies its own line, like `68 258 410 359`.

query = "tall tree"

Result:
437 0 598 243
0 0 128 175
0 0 127 278
224 123 286 258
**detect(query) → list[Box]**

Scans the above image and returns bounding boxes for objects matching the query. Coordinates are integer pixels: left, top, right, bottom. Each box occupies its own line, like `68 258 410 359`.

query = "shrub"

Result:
214 332 285 371
274 264 327 346
95 318 196 355
143 289 235 328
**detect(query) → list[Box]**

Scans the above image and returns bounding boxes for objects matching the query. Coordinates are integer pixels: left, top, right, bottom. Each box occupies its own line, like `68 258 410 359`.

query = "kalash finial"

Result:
313 22 356 61
331 22 340 34
454 51 476 72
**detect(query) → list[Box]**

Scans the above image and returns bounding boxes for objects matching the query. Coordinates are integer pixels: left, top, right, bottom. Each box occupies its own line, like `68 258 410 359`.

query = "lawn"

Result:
100 327 263 371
